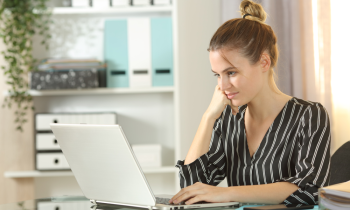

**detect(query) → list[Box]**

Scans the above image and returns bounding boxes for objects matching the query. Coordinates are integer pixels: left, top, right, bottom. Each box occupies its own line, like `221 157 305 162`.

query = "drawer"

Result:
36 133 61 151
37 201 91 210
36 114 62 131
35 113 117 131
36 153 70 170
37 202 64 210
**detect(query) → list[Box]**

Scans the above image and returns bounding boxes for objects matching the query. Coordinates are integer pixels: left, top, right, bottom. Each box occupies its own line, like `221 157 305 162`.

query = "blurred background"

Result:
0 0 348 205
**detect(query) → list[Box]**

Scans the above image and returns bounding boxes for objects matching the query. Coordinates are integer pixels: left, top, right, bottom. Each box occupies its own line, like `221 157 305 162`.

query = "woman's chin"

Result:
231 99 243 107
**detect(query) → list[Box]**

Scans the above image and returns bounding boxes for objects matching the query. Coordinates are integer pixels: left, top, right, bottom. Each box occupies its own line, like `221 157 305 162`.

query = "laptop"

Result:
50 123 240 210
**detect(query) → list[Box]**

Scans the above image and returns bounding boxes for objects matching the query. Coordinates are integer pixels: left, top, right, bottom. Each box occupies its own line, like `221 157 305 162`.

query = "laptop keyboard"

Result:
156 197 172 205
155 197 208 205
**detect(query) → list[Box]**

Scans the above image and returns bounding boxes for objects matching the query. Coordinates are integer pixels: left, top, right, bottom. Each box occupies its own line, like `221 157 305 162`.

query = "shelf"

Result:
4 171 74 178
4 166 178 178
2 87 174 97
46 6 173 15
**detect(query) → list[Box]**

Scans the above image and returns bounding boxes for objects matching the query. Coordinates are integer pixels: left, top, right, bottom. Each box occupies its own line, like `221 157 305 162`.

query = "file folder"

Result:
127 18 152 87
153 0 171 5
112 0 130 6
132 0 150 6
104 20 129 87
151 17 173 86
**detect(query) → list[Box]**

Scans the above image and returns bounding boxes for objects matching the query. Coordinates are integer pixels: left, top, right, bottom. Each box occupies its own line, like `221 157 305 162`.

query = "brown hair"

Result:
208 0 279 85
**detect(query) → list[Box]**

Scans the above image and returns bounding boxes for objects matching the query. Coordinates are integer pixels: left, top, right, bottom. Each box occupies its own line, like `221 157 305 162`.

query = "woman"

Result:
170 0 331 206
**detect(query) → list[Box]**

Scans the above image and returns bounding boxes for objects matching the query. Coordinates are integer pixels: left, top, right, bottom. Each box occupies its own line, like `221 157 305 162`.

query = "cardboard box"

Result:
132 144 162 168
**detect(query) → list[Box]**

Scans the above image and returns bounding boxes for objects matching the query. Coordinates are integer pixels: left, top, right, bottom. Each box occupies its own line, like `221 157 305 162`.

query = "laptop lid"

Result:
50 124 156 206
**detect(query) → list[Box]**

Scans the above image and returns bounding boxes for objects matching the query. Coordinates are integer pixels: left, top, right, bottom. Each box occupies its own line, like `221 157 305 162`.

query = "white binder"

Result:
127 18 152 88
132 0 150 6
153 0 171 5
92 0 110 8
71 0 90 7
111 0 130 6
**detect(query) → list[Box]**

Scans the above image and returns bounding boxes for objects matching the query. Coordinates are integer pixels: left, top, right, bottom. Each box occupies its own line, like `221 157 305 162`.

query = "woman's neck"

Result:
246 83 292 122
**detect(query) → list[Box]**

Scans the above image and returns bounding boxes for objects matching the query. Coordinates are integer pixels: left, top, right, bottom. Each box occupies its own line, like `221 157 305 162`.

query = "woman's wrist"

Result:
203 111 217 123
227 186 239 202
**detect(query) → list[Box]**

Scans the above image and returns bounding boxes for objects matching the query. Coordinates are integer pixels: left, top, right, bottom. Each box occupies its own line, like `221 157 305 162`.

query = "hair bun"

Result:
240 0 267 23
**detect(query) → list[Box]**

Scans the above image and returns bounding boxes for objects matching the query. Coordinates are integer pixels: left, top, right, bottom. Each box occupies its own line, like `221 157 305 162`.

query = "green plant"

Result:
0 0 51 131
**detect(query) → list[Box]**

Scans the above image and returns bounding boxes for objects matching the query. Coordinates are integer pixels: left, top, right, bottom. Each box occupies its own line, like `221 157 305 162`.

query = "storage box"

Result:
132 0 150 6
29 69 106 90
153 0 171 5
92 0 110 8
132 144 161 168
112 0 130 6
72 0 90 7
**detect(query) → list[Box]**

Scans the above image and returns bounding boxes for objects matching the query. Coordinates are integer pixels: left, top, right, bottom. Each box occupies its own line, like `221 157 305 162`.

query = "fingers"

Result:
170 186 191 204
170 183 203 204
171 190 203 204
184 195 206 205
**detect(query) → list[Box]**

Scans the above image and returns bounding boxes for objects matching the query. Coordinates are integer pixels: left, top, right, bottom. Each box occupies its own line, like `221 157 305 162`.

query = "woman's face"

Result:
209 49 269 107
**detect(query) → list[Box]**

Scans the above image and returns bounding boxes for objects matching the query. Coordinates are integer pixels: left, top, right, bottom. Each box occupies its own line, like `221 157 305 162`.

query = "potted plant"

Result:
0 0 51 131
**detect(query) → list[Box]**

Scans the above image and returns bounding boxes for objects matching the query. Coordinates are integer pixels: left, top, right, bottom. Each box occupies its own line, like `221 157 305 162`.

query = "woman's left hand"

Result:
169 182 234 205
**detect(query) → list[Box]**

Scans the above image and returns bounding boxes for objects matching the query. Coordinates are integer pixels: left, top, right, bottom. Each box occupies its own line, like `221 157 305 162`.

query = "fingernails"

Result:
173 200 177 204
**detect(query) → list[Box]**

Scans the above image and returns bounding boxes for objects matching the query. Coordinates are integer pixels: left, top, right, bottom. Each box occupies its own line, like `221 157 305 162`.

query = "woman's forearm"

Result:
184 112 217 165
229 182 299 204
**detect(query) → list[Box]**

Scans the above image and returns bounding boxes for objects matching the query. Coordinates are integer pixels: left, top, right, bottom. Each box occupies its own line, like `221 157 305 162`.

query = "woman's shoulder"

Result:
290 97 329 118
290 97 326 109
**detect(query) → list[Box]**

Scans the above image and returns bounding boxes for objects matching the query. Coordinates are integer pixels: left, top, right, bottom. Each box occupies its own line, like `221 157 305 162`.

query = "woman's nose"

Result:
219 77 231 91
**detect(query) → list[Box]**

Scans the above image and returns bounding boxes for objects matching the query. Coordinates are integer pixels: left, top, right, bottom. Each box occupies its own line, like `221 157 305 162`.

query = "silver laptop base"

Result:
91 199 240 210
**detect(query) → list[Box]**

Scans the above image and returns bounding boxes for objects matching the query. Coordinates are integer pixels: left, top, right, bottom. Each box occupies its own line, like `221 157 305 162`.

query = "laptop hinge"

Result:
95 200 156 209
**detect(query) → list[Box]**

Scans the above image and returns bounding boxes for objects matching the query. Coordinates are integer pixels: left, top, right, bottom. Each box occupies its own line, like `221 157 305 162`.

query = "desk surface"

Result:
0 196 319 210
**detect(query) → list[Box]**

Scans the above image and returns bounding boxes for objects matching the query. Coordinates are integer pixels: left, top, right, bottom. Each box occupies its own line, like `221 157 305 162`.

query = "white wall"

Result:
176 0 221 160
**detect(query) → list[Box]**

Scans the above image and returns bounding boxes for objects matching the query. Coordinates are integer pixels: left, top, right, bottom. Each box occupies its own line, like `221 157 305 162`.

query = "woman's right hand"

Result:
205 85 238 120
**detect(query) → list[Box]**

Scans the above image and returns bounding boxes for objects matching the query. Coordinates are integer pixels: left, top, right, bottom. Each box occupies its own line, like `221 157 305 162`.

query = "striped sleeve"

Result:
277 103 331 206
175 116 227 188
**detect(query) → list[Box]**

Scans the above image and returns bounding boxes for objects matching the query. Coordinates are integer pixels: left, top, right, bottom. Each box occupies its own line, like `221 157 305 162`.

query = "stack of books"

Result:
319 181 350 210
30 58 107 90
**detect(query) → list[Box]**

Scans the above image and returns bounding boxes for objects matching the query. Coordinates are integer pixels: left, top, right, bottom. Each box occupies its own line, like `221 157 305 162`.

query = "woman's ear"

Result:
260 53 271 73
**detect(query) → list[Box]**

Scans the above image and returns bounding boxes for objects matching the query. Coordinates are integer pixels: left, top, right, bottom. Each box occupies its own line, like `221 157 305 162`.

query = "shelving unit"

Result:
3 0 224 201
51 6 173 14
2 0 181 197
5 167 177 178
0 1 233 206
4 87 174 96
27 86 174 96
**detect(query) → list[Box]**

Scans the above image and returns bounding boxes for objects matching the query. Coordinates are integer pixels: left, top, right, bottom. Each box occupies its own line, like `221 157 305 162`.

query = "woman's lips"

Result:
226 92 238 99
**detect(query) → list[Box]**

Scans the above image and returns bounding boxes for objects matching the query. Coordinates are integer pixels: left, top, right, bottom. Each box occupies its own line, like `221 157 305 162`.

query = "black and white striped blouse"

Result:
176 97 331 206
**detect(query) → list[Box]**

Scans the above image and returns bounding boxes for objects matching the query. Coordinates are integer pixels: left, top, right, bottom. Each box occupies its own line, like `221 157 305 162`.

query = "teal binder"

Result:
104 20 129 88
151 17 174 87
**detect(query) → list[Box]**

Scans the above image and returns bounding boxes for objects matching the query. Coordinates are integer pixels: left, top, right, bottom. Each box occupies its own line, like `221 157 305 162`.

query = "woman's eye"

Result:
213 73 220 77
228 71 236 76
